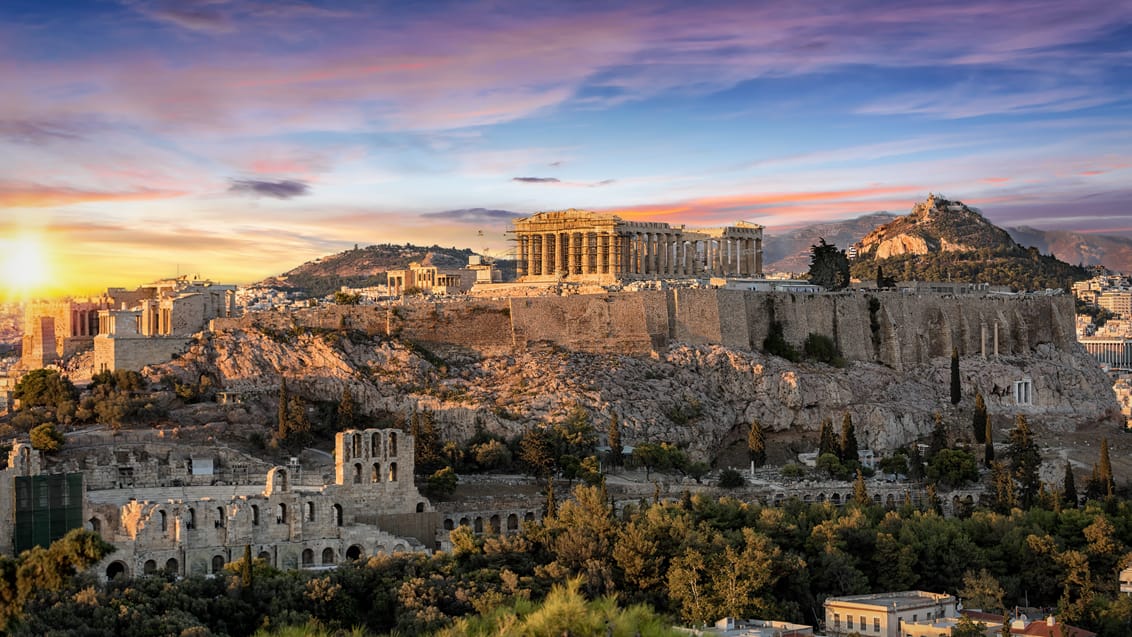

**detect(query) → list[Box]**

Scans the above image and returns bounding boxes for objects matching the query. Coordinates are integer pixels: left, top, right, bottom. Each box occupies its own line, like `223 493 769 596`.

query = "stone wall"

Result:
94 335 192 373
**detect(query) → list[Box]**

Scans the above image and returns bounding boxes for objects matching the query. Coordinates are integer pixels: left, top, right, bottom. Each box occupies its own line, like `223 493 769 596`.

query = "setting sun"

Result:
0 233 53 300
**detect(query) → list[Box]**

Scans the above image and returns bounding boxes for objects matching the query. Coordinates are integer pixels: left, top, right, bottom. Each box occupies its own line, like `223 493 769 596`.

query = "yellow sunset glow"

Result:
0 234 54 300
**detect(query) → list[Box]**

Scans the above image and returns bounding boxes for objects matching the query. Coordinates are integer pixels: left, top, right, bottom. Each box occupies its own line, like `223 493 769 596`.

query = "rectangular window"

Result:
860 616 866 630
848 617 854 629
834 614 840 629
874 618 881 631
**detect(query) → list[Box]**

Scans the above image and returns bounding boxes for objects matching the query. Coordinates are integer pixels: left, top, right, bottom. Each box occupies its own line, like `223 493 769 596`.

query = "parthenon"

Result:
511 210 763 283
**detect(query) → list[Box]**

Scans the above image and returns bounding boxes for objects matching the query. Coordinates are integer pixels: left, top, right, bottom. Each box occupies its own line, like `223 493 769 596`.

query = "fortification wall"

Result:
215 291 1079 366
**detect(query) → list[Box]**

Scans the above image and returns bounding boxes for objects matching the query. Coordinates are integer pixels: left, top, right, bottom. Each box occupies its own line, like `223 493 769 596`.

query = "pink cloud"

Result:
0 182 186 207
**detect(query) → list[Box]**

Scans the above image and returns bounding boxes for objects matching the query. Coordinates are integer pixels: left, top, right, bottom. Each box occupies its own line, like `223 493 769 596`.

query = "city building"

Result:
511 209 763 284
679 617 812 637
824 591 957 637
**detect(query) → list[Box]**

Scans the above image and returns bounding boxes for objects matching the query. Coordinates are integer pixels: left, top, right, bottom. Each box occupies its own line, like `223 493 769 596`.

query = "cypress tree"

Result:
748 419 767 468
928 413 947 460
1063 462 1078 508
1007 415 1041 509
241 544 253 589
853 468 870 506
972 392 987 444
840 413 858 464
984 417 995 467
908 444 925 480
545 478 557 518
1099 438 1115 497
337 386 357 431
277 378 289 438
608 414 623 468
950 347 961 405
818 418 837 457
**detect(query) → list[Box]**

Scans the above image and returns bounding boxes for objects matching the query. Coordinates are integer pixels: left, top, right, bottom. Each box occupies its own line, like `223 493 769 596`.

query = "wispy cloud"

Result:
512 177 560 184
228 178 310 199
0 182 186 207
123 0 235 33
421 208 521 223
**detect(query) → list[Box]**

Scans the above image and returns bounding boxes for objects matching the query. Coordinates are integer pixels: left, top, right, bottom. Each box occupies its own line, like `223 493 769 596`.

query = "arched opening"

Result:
353 463 363 484
524 512 534 522
215 507 225 528
371 463 381 483
474 517 483 534
88 516 102 534
886 493 896 508
106 561 128 579
185 508 195 530
321 547 335 564
307 501 316 522
144 559 157 575
352 433 362 458
443 519 454 531
375 545 387 556
389 432 397 456
277 503 288 524
258 551 270 562
489 514 500 534
392 543 406 553
507 513 519 532
159 510 167 532
416 502 425 513
251 504 260 525
803 494 813 503
459 517 469 527
873 494 882 505
333 503 343 526
301 548 314 566
164 558 178 573
372 433 380 456
831 493 841 505
346 545 363 561
388 462 397 482
817 493 826 503
277 469 288 491
212 555 225 573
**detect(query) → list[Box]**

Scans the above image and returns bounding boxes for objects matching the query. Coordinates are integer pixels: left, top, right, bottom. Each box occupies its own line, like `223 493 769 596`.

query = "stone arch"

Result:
773 493 785 506
507 513 519 531
251 504 260 526
371 433 381 457
524 512 535 522
107 560 129 579
443 518 454 531
474 517 483 534
353 463 363 484
817 493 826 503
277 503 288 524
831 493 841 505
416 501 425 513
185 508 195 530
307 501 316 522
459 517 469 527
346 545 364 561
211 554 225 573
352 433 362 458
375 544 387 556
144 559 157 575
389 462 398 481
489 514 500 534
392 543 406 553
215 506 225 528
873 494 882 505
389 432 398 456
266 467 289 495
258 551 270 562
886 493 896 508
803 494 813 503
88 516 103 534
159 510 168 532
165 558 178 573
301 548 314 566
321 547 335 564
371 463 381 483
333 503 343 526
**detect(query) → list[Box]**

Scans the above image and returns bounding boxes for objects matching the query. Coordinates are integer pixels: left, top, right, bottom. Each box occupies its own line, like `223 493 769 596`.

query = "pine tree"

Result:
1063 462 1078 508
1007 414 1041 508
972 392 987 444
818 418 837 457
839 413 858 465
1099 438 1115 497
747 419 766 468
984 416 995 467
950 347 962 405
853 468 870 506
607 414 623 468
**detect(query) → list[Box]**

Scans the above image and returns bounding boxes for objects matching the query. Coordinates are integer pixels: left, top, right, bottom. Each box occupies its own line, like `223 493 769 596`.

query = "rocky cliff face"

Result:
151 318 1118 460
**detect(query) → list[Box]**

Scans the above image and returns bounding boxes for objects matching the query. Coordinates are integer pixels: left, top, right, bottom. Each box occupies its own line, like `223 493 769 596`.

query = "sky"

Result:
0 0 1130 298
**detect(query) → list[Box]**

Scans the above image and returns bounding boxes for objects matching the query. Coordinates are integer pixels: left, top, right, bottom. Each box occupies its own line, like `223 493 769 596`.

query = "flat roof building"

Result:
824 591 957 637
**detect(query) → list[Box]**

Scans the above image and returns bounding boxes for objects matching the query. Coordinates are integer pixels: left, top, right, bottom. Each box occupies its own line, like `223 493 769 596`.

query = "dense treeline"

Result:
10 487 1132 636
849 246 1088 292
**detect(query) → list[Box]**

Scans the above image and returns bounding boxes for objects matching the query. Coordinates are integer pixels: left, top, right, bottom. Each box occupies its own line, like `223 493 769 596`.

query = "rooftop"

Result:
824 590 955 612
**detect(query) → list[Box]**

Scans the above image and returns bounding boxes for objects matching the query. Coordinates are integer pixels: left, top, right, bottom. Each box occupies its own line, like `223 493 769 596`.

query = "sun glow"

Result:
0 233 54 300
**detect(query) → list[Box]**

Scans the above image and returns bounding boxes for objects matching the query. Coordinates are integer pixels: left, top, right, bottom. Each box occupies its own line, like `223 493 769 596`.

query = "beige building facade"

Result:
511 210 763 284
386 262 477 296
824 591 957 637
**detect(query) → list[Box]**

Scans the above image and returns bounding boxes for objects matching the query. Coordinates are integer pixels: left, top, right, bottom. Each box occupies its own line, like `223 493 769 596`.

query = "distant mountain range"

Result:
257 244 478 297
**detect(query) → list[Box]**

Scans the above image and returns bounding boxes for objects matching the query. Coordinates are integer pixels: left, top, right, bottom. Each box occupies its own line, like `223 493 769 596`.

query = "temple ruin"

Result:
511 209 763 284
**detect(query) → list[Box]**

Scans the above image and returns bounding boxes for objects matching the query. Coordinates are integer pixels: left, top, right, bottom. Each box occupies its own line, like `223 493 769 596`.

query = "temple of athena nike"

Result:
511 209 763 284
